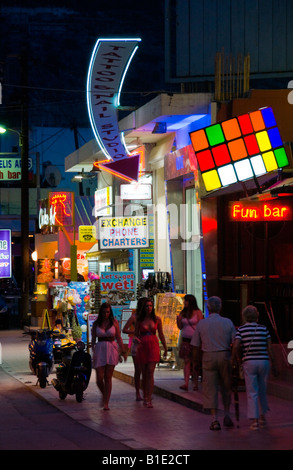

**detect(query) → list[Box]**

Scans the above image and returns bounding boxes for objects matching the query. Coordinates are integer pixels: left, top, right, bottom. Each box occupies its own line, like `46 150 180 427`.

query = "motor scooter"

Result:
52 327 76 364
26 329 54 388
51 341 92 402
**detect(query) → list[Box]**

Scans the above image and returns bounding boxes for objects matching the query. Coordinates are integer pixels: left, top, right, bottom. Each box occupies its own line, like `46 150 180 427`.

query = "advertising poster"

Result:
0 229 11 278
100 271 135 324
155 293 185 347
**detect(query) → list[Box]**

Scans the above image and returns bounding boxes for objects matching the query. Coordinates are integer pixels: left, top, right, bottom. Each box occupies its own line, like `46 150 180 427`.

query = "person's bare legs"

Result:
103 364 115 410
133 356 142 400
144 362 156 407
180 359 191 390
95 367 104 394
95 367 105 406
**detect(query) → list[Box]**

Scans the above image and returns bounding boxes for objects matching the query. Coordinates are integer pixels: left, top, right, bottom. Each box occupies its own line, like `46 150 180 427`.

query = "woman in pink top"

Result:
177 295 203 391
92 303 127 410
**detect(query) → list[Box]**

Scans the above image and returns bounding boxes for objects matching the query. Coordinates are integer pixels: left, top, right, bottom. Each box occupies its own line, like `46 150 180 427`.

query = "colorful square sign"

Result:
190 107 289 192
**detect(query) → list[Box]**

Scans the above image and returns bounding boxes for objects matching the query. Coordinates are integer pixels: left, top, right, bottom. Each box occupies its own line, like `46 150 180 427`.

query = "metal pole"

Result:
20 51 30 326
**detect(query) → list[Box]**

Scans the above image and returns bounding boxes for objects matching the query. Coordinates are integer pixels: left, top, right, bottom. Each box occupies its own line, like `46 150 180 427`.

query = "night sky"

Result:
0 1 168 129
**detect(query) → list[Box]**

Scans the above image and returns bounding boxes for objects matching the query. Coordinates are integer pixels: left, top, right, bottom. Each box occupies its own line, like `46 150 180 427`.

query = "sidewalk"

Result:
1 329 293 450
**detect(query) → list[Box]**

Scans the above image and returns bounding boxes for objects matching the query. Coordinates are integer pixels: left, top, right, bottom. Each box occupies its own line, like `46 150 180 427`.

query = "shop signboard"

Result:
99 216 149 249
87 37 141 182
0 229 11 278
78 225 96 242
0 157 32 181
100 271 136 328
120 183 152 200
229 200 293 222
190 107 289 192
100 271 135 303
95 186 112 217
49 192 74 227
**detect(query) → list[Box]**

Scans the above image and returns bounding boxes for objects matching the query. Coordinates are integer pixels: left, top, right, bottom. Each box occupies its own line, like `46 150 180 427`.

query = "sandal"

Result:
259 416 267 427
146 401 153 408
179 384 188 391
210 420 221 431
250 421 259 430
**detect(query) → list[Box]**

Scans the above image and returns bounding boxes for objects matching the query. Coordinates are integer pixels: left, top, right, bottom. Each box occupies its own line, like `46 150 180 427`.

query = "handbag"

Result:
130 338 141 356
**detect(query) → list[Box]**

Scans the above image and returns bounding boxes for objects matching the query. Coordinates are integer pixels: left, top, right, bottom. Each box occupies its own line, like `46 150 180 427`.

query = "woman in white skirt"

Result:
92 302 126 410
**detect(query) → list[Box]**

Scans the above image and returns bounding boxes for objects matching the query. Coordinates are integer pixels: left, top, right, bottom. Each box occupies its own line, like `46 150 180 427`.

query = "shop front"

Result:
188 97 293 342
217 188 293 342
32 193 97 331
164 144 206 311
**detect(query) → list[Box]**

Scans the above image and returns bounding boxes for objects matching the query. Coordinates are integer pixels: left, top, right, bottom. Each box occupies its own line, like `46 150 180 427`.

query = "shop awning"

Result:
86 242 99 258
86 243 128 261
74 196 96 227
238 176 293 201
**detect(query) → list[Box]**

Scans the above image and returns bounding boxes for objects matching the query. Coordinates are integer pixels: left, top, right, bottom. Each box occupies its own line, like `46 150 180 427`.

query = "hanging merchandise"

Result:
137 272 172 300
68 282 90 342
87 272 101 314
70 310 82 341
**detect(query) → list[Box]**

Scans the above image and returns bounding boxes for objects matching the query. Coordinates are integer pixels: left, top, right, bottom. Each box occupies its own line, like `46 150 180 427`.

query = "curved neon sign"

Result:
87 38 141 181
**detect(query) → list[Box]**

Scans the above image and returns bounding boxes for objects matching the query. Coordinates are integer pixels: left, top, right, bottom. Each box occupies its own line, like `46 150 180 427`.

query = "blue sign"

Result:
0 229 11 278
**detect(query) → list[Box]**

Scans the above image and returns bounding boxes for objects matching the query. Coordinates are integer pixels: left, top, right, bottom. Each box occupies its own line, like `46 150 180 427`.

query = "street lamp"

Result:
0 125 22 147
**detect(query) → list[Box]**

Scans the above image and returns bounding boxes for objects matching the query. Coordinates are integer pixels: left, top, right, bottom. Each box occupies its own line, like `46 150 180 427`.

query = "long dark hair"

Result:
136 297 146 318
96 302 115 327
181 294 199 319
137 297 156 323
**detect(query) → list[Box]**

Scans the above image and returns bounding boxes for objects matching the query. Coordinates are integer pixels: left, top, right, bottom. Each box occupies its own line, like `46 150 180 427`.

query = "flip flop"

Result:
210 420 221 431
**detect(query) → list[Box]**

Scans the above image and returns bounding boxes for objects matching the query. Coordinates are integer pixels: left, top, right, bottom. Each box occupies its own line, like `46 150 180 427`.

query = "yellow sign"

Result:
78 225 96 243
155 293 184 347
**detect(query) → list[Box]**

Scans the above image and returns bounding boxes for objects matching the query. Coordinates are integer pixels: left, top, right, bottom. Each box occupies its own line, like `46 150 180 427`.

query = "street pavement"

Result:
1 329 293 453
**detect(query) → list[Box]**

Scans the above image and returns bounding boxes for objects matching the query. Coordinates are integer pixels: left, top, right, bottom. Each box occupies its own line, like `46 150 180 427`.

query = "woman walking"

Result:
232 305 278 429
122 298 145 401
177 294 203 390
135 298 167 408
92 302 127 410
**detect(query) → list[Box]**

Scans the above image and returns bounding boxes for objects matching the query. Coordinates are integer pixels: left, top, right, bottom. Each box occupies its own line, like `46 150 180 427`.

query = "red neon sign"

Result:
49 192 74 226
229 201 293 222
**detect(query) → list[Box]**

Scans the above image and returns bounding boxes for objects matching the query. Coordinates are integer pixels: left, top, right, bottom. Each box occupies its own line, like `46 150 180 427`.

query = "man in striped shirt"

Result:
233 305 277 430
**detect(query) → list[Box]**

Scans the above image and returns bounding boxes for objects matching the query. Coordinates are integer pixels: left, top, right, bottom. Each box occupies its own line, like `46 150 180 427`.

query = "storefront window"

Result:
185 187 203 310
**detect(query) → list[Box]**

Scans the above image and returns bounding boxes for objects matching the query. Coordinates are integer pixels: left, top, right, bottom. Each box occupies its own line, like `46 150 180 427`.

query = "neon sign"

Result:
49 192 74 226
190 107 289 192
87 38 141 181
229 201 293 222
0 229 11 278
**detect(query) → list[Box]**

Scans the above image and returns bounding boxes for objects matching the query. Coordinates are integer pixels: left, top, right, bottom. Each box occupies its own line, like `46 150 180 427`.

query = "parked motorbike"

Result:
52 330 76 364
51 341 92 403
26 329 54 388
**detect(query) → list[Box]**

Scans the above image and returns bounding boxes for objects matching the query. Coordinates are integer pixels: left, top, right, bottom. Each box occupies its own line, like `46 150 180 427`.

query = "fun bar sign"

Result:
229 201 293 222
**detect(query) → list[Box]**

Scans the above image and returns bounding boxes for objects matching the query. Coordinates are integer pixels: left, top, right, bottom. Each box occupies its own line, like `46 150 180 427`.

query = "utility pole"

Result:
20 50 30 326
